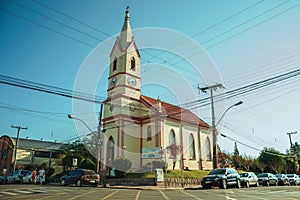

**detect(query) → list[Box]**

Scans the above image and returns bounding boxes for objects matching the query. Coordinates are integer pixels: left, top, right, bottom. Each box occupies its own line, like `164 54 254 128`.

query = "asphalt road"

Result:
0 184 299 200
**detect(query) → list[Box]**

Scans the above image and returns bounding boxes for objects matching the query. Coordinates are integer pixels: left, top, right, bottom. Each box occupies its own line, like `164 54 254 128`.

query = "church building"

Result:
102 8 213 171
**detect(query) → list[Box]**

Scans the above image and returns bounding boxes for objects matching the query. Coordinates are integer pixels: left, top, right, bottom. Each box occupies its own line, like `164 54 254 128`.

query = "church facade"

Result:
102 8 213 171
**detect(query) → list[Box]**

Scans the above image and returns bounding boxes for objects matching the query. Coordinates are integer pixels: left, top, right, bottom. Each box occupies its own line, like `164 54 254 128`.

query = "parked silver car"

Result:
257 173 278 186
286 174 300 185
7 170 31 184
239 172 259 187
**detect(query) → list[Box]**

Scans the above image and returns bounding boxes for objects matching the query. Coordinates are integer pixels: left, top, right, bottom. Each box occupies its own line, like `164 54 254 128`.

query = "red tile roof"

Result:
140 95 210 129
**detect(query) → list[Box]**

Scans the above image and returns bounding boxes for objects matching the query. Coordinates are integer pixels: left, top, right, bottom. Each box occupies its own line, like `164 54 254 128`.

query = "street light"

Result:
67 114 104 174
216 101 243 126
212 101 243 169
67 114 94 133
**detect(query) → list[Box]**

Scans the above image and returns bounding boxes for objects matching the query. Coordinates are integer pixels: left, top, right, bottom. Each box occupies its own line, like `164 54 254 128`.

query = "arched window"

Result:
189 134 195 160
170 130 176 145
205 137 212 161
113 58 117 71
130 57 135 70
147 126 152 141
107 136 115 166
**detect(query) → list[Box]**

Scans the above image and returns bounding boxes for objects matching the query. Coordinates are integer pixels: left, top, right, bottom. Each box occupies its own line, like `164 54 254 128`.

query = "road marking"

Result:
158 189 170 200
135 190 141 200
1 191 19 196
16 190 33 194
31 189 47 193
180 191 202 200
36 192 67 200
225 196 236 200
100 190 120 200
67 190 97 200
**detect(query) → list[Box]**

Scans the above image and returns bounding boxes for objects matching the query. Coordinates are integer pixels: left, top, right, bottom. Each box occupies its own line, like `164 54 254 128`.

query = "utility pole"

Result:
287 131 297 173
11 125 28 172
199 83 224 169
97 103 103 173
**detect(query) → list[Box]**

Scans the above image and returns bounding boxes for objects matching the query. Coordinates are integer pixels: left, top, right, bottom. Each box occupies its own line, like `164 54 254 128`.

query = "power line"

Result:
220 132 292 158
0 74 106 104
140 0 265 64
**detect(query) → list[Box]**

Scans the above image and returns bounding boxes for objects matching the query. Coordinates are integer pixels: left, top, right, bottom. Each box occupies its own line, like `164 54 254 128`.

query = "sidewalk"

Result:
105 185 201 190
48 182 202 190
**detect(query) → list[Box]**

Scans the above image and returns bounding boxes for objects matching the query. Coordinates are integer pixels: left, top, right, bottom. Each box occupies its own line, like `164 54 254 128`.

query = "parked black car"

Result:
60 169 100 187
239 172 259 187
201 168 241 189
257 173 278 186
275 174 290 186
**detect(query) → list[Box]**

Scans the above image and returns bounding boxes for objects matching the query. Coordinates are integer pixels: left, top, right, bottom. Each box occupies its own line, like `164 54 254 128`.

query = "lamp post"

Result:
212 101 243 169
67 114 93 133
67 114 104 174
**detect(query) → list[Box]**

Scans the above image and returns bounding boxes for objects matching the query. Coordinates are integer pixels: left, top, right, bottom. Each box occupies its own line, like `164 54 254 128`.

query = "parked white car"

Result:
239 172 259 187
286 174 300 185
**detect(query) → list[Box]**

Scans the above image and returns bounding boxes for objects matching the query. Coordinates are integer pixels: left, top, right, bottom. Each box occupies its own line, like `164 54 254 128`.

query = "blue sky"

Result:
1 0 300 157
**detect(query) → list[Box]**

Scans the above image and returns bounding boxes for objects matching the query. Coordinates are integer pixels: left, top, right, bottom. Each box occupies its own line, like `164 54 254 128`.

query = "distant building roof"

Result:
10 136 63 151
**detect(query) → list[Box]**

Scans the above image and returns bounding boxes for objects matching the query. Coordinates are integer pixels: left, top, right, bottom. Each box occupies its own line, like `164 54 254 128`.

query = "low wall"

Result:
104 178 201 187
104 178 156 186
167 178 201 187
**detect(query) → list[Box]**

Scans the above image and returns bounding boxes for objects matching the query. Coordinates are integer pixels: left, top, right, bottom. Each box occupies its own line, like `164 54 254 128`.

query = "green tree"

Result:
111 158 132 177
258 147 285 174
79 158 96 170
232 142 241 169
241 154 254 171
217 146 231 168
60 140 95 171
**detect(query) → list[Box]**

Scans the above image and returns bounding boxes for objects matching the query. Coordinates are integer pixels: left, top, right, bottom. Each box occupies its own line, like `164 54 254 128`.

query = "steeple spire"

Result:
119 6 133 50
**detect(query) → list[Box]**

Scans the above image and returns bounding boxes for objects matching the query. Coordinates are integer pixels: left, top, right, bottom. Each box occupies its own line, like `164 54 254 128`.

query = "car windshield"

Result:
240 173 248 177
209 169 226 175
258 174 268 177
275 174 281 178
287 174 294 177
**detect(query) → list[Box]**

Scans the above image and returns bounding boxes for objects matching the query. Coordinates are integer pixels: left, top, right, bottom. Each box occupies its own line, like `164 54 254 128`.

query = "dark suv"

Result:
201 168 241 189
60 169 100 187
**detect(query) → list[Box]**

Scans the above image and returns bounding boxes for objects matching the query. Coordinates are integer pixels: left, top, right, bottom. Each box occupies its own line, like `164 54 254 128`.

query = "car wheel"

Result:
221 179 227 189
203 184 211 189
60 179 66 186
245 181 250 188
236 179 242 188
76 179 82 187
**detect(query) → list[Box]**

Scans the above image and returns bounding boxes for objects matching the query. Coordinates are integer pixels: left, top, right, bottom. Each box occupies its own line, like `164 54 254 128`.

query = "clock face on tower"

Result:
127 77 136 86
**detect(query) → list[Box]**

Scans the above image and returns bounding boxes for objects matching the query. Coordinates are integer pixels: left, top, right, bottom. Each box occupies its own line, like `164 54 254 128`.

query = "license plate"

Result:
90 180 95 183
205 181 211 184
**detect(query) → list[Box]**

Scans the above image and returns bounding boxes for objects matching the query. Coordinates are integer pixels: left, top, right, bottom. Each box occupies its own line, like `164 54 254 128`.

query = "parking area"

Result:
1 184 300 200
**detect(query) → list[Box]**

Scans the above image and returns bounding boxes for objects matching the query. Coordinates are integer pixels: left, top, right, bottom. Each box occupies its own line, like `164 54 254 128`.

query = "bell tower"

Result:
107 6 141 100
